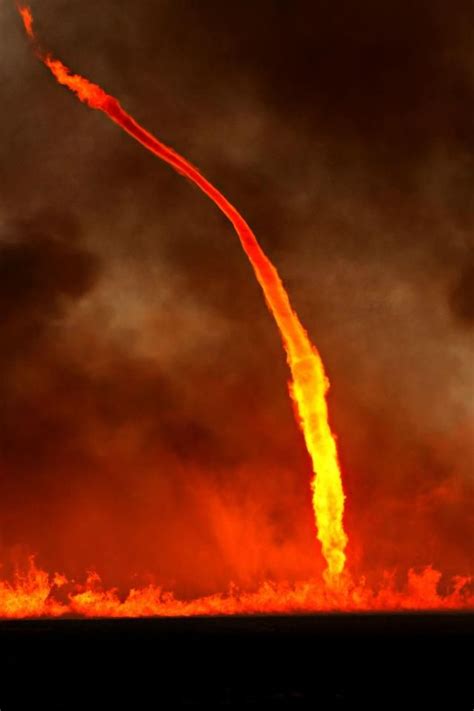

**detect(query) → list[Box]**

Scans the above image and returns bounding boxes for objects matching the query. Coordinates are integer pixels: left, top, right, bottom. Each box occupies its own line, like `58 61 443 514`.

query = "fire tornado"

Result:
18 5 347 581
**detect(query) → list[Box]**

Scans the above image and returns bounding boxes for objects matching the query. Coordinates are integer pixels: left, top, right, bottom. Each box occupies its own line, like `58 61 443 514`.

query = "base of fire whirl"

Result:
0 613 471 708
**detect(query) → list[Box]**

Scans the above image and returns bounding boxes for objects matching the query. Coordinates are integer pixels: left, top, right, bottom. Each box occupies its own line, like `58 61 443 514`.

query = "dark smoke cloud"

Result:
450 261 474 324
1 214 97 347
0 0 472 590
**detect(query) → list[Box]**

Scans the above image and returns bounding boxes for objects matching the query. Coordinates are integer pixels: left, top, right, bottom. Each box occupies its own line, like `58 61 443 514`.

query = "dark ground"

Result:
0 613 472 708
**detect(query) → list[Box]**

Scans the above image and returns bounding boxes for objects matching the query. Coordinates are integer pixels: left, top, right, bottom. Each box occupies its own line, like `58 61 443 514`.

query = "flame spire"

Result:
18 5 347 581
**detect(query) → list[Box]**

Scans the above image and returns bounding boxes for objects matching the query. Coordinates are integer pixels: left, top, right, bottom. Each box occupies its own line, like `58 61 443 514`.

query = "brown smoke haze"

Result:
0 0 473 596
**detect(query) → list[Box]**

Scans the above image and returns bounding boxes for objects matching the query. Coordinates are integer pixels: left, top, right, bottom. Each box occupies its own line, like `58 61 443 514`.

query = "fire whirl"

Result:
7 6 472 617
18 6 346 580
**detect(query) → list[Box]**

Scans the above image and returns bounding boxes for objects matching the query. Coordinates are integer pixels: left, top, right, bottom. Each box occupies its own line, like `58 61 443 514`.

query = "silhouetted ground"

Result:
0 613 472 708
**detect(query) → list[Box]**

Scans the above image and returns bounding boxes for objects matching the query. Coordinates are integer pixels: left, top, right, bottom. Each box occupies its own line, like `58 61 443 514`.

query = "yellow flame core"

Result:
229 221 347 580
292 357 347 579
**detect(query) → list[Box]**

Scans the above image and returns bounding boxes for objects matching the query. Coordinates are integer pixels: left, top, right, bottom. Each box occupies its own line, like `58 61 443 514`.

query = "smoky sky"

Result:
0 0 472 593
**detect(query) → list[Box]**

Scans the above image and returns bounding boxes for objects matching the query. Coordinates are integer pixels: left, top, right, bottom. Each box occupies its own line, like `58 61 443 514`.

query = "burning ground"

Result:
0 0 472 615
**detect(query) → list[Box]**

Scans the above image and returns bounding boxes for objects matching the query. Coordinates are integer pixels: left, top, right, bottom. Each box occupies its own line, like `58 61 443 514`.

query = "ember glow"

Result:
4 5 471 617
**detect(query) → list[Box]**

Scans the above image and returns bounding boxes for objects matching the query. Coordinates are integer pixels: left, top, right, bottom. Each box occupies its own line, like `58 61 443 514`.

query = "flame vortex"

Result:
18 6 347 580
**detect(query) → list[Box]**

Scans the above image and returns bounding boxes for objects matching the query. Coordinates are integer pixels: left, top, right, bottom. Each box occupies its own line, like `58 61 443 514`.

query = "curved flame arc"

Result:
17 4 347 580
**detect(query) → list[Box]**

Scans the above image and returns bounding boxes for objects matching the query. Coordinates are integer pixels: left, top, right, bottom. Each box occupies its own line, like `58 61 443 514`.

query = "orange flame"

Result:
17 6 347 580
43 57 109 110
0 560 472 618
18 6 108 109
18 4 33 38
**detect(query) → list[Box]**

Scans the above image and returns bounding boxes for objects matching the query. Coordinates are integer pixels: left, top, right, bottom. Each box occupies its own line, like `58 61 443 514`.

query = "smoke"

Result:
1 0 472 590
450 261 474 324
0 211 319 594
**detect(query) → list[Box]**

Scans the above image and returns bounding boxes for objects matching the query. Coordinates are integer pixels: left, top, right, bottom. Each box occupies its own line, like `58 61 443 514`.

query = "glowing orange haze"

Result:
6 6 472 616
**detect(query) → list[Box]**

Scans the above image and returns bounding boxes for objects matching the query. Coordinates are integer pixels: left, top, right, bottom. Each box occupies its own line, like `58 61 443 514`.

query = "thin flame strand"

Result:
18 6 347 580
18 4 33 38
17 8 109 109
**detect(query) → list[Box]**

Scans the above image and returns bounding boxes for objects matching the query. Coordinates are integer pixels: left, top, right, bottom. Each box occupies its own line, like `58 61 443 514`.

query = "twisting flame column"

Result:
19 5 347 582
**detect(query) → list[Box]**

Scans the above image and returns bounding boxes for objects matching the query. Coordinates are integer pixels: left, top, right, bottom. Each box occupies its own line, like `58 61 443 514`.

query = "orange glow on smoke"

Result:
18 5 346 580
10 6 472 617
